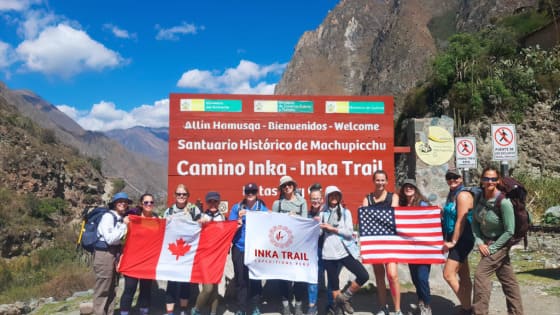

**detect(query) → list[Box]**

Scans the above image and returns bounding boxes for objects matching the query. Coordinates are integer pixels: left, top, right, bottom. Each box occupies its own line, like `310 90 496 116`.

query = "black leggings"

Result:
120 275 152 311
165 281 191 304
324 255 369 291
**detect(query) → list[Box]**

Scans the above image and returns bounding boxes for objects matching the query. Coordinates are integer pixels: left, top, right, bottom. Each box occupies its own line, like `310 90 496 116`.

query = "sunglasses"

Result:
175 193 188 197
280 183 294 189
310 198 322 202
143 201 154 205
445 174 460 181
481 177 499 182
245 189 258 195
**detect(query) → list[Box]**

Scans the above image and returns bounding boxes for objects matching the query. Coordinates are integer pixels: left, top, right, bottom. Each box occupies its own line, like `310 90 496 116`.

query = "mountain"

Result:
0 82 167 199
104 126 168 164
275 0 538 104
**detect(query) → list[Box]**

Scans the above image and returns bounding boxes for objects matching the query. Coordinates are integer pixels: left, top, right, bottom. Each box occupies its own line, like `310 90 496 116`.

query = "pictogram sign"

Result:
455 137 477 168
491 124 517 161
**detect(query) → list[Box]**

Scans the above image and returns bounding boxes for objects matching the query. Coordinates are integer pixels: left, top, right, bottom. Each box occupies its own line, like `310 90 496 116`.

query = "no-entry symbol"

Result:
491 124 517 161
455 137 477 168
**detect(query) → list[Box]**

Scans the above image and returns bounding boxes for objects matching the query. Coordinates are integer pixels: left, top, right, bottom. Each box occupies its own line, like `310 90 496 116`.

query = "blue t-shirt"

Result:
229 199 268 252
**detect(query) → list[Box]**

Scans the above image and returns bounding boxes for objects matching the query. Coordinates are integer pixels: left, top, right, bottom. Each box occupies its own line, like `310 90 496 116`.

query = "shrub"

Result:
26 195 67 220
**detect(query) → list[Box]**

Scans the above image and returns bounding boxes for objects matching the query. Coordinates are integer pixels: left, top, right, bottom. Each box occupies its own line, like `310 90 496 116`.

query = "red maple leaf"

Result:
168 238 191 260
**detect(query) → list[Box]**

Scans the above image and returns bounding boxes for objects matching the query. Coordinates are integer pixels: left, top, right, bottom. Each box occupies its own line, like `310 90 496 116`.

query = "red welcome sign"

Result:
168 94 395 218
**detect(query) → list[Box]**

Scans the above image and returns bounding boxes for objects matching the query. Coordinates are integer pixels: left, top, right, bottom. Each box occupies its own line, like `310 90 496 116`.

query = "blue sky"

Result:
0 0 339 131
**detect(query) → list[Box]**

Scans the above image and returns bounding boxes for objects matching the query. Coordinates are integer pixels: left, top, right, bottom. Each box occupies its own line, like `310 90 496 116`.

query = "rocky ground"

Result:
3 231 558 315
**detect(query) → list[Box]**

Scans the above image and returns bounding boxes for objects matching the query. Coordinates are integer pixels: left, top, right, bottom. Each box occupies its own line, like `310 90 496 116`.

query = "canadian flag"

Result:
118 214 238 284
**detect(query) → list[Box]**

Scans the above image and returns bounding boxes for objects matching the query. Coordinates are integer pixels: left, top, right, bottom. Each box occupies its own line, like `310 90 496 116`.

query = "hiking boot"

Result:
139 308 149 315
295 304 304 315
251 307 261 315
335 294 354 314
419 302 432 315
282 304 292 315
307 305 318 315
191 308 201 315
235 312 247 315
394 311 404 315
375 305 389 315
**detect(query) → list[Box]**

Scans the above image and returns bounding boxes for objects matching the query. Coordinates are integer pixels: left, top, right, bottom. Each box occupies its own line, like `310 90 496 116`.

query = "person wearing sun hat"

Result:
229 182 268 315
93 191 130 315
272 175 308 315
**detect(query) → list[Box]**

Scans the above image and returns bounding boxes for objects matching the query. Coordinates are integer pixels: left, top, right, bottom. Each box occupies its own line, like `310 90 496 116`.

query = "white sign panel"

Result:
491 124 518 161
455 137 477 169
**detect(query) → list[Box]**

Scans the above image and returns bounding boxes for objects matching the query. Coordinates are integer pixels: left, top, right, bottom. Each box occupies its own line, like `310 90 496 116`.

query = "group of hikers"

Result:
92 165 523 315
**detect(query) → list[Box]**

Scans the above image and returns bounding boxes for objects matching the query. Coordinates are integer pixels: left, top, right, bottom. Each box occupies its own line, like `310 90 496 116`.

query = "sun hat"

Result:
205 191 221 202
111 192 132 204
279 175 296 187
324 185 342 200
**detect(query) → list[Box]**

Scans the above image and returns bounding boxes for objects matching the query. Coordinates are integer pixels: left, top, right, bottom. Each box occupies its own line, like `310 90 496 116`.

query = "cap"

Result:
446 168 462 178
279 175 296 187
111 192 132 204
402 178 418 189
205 191 221 202
244 182 258 191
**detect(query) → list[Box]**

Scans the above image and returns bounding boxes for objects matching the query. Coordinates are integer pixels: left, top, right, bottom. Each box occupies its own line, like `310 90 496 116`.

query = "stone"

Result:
79 302 93 315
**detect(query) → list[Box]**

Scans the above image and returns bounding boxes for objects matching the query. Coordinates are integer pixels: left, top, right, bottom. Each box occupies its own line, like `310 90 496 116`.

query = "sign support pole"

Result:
462 168 471 186
501 161 509 177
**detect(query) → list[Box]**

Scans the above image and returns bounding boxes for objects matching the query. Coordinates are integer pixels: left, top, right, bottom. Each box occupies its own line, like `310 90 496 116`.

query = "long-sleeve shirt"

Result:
97 210 127 246
472 195 515 254
320 206 354 260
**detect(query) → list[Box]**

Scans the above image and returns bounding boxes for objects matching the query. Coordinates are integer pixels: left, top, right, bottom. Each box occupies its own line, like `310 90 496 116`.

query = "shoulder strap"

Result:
367 193 374 206
494 193 506 219
386 192 393 204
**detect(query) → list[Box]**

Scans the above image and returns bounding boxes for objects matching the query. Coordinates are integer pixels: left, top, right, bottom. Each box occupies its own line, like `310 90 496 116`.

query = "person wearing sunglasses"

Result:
272 175 308 315
471 166 523 315
229 182 268 315
163 184 202 315
191 192 226 315
441 168 475 315
93 191 130 315
120 193 158 315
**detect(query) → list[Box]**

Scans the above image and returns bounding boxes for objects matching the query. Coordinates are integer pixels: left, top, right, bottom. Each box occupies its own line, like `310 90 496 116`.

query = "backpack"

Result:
494 177 531 247
366 192 393 207
78 207 117 253
442 186 482 236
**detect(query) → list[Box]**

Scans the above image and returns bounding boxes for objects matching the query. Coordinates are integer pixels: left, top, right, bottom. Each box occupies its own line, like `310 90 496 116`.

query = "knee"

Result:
443 270 455 283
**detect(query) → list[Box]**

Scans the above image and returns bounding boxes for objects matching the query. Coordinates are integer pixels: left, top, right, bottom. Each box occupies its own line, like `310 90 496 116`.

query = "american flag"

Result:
358 206 445 264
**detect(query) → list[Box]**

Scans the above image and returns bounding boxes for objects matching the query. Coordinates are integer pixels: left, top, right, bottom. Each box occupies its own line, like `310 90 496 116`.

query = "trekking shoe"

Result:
375 305 389 315
295 304 304 315
394 311 404 315
139 308 149 315
191 308 201 315
419 302 432 315
307 305 318 315
282 304 292 315
235 311 247 315
335 294 354 314
251 307 261 315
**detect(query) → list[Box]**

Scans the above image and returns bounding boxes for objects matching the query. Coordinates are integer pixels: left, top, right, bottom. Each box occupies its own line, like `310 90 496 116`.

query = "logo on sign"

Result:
268 225 294 249
494 127 514 146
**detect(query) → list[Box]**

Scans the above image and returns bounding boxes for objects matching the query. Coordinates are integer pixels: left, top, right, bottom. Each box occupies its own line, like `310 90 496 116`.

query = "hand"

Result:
123 216 130 225
443 241 455 250
478 244 491 256
320 223 337 233
239 209 247 217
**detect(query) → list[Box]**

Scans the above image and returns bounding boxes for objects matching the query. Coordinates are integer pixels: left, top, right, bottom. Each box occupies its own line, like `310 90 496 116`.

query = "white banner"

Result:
244 211 320 283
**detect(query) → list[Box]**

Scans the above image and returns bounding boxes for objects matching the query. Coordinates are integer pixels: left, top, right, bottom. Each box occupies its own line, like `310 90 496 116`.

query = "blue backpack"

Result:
79 207 117 253
442 186 482 235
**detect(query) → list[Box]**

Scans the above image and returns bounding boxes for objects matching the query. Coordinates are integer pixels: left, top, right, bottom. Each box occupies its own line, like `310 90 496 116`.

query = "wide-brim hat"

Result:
279 175 296 187
324 185 342 200
110 192 132 207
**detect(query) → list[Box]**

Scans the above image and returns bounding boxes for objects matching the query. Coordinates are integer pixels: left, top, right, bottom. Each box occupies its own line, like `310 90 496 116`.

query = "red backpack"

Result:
495 177 531 247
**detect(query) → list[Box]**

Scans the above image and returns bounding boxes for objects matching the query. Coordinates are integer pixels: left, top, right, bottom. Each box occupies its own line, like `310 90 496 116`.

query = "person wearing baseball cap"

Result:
442 168 475 315
228 183 268 315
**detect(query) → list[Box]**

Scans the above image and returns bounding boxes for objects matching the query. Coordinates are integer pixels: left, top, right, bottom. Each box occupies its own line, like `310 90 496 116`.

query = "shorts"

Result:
446 231 474 263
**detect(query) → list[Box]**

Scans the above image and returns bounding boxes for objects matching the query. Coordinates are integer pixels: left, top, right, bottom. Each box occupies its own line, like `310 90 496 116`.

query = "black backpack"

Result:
79 206 117 253
494 177 531 247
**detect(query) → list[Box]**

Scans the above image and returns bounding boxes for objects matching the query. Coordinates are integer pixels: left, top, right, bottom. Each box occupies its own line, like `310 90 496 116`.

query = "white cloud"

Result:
57 99 169 132
18 8 58 39
103 23 136 39
155 21 201 41
176 59 286 94
16 23 125 77
0 0 38 11
0 40 15 68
